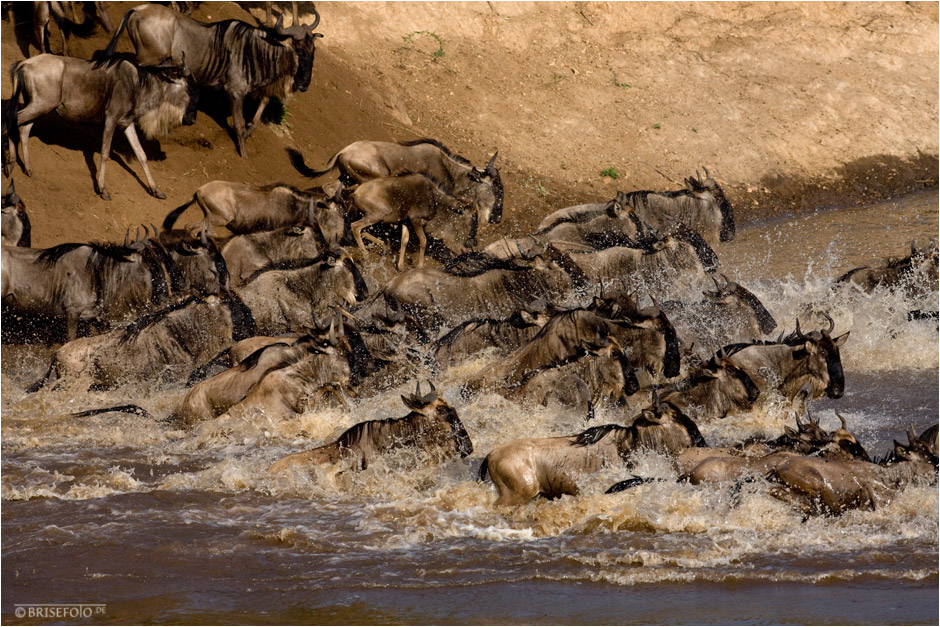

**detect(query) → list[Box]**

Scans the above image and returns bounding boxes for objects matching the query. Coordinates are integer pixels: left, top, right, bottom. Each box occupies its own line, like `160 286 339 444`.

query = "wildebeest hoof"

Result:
99 190 112 201
150 188 167 200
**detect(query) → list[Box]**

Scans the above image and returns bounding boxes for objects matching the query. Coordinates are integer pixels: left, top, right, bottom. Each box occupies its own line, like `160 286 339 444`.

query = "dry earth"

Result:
1 1 937 247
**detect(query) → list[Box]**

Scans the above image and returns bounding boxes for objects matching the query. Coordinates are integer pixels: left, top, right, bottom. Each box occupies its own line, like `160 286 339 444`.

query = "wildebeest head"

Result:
609 399 707 459
705 274 777 336
2 179 30 247
321 247 369 305
401 381 474 458
685 167 735 241
466 151 503 226
704 350 761 405
791 314 849 399
272 10 323 93
169 229 229 294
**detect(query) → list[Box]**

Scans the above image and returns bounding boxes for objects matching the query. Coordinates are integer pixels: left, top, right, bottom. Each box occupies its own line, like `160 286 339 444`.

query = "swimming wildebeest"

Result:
835 240 939 297
655 349 762 422
661 274 777 357
287 140 503 222
161 180 345 238
220 224 327 287
105 3 322 156
477 401 706 506
347 172 499 270
4 54 198 199
537 169 735 247
766 424 938 516
268 381 473 473
722 314 848 402
27 291 256 392
1 180 31 247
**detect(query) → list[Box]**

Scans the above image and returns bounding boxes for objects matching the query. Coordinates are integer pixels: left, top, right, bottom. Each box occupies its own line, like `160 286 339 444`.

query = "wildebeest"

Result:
268 381 473 473
723 315 849 401
288 140 503 223
4 55 198 199
234 248 369 335
835 240 939 297
105 3 322 156
2 233 177 340
2 180 31 247
537 170 735 247
348 172 498 270
32 1 109 56
162 180 344 238
568 226 720 296
220 224 326 287
172 323 355 428
655 350 762 422
429 301 553 370
767 425 938 515
661 274 777 356
27 291 257 391
375 245 590 342
477 401 706 506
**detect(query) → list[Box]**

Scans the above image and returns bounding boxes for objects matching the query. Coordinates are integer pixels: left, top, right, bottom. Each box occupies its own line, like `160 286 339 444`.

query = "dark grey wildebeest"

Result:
537 170 734 247
477 401 706 506
2 180 31 247
27 291 256 392
162 180 345 239
4 55 198 199
234 249 369 335
836 240 939 297
105 3 322 156
288 139 502 221
220 224 326 287
269 381 473 474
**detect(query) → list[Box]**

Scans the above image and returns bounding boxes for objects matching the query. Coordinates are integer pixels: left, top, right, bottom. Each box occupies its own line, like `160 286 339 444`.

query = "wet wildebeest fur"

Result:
722 314 848 401
268 381 473 473
767 424 938 516
220 224 327 287
105 3 322 157
234 249 369 335
477 401 706 506
27 291 256 392
4 54 198 199
836 240 939 297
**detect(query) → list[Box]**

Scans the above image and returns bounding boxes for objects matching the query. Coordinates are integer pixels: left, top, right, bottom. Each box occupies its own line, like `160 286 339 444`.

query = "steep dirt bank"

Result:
2 1 937 247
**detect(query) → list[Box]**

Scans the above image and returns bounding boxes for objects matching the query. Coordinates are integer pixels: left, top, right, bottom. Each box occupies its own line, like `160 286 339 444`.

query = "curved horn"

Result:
794 318 807 341
422 380 438 404
123 229 130 247
308 4 320 31
142 224 150 242
151 223 160 238
200 229 208 246
836 412 847 430
821 311 835 334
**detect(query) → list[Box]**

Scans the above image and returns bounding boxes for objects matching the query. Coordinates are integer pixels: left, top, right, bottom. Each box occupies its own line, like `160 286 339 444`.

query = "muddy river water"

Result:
2 190 938 624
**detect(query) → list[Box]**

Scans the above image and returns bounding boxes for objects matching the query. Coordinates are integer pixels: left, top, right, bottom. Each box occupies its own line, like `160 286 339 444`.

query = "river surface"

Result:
2 190 938 625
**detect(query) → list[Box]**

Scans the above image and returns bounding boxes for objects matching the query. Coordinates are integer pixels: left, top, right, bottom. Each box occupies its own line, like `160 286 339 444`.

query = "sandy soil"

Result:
2 1 937 248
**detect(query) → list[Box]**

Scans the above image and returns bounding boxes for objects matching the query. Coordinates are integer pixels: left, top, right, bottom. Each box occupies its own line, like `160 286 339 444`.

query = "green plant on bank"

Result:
524 177 550 197
403 30 446 59
609 66 634 89
261 98 292 128
600 167 621 179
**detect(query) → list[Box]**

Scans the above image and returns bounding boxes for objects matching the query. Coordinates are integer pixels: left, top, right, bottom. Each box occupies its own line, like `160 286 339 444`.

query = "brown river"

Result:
2 190 938 625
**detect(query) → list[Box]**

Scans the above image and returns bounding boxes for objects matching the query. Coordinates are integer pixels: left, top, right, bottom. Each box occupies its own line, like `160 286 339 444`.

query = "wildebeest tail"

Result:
3 62 25 175
604 476 664 494
25 357 57 394
103 7 134 57
162 195 196 231
287 147 338 179
72 404 154 420
477 455 490 482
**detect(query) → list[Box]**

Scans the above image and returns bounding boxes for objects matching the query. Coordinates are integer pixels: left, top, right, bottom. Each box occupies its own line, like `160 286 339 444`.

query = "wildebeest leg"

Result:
96 119 117 200
397 223 410 272
412 218 428 268
94 1 113 32
244 96 269 139
228 92 249 157
16 121 35 177
123 124 166 199
350 216 378 256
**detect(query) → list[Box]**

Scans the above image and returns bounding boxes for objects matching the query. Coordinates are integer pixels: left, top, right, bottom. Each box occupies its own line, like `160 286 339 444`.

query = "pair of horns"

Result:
406 380 437 405
274 5 321 40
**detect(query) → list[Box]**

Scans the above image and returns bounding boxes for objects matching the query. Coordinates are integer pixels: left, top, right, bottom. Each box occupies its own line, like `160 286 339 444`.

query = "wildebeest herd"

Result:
1 2 937 518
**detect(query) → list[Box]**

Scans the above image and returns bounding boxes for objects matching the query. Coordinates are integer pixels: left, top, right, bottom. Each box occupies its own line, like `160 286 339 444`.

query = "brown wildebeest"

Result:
767 425 938 516
836 240 939 296
268 381 473 473
477 401 706 506
105 3 321 156
4 54 198 199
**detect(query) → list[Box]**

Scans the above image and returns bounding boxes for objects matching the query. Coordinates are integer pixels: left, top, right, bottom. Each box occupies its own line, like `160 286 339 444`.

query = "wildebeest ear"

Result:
401 395 424 411
685 178 697 192
833 331 850 347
